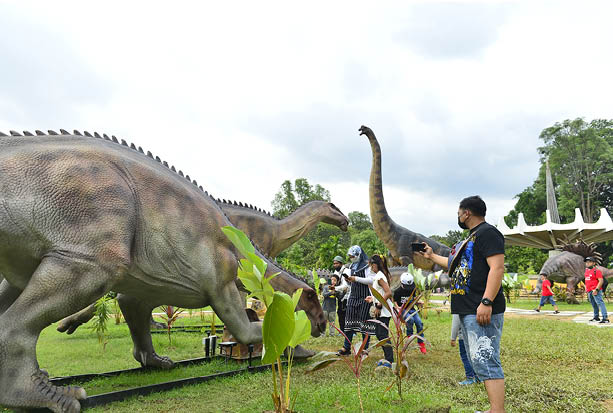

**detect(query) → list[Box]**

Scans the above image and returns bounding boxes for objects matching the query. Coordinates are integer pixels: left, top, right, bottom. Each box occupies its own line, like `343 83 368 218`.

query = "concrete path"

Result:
430 299 612 328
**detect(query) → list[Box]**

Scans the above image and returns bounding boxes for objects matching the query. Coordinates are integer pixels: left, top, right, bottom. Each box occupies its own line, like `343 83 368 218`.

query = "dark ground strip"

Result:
50 355 220 386
32 362 280 412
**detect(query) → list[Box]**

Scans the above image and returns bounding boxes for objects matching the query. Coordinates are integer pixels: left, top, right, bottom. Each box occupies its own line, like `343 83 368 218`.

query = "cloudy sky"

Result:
2 1 613 236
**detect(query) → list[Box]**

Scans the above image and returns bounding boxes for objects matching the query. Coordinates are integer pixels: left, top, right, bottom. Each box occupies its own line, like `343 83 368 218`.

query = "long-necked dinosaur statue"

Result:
359 125 451 269
0 129 323 413
537 239 613 304
56 199 347 335
219 198 349 257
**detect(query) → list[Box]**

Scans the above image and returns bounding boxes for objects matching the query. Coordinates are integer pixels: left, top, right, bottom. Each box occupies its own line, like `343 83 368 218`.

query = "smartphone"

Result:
411 242 426 252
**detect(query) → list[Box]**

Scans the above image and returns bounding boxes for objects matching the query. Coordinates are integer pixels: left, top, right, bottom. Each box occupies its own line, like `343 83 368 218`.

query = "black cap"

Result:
584 256 596 262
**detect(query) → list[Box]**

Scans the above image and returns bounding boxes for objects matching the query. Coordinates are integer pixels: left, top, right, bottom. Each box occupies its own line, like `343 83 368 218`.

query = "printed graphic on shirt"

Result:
450 234 476 296
467 330 496 363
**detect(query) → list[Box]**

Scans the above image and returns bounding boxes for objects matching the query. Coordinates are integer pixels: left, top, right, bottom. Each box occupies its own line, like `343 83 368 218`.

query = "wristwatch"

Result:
480 298 493 306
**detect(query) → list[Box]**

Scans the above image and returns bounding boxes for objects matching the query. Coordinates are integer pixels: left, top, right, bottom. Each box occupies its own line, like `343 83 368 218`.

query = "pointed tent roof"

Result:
497 208 613 249
545 161 560 224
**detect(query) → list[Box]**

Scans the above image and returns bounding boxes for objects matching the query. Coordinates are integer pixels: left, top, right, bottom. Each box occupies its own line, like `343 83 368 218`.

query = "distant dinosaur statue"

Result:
0 129 325 413
56 199 347 335
358 125 451 269
537 239 613 304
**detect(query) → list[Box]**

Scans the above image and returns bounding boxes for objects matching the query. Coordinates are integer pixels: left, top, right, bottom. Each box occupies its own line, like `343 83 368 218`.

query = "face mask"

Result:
457 216 468 230
350 256 360 264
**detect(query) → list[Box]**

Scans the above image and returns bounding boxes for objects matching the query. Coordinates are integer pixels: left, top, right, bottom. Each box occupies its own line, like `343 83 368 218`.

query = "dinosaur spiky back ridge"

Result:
1 129 211 196
558 237 602 264
0 129 313 286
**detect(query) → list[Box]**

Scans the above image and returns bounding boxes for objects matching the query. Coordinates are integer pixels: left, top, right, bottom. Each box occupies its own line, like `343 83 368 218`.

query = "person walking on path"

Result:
337 245 375 356
418 195 506 413
332 256 350 332
451 313 478 385
534 274 560 314
584 257 609 324
364 254 395 368
393 272 427 354
322 277 338 336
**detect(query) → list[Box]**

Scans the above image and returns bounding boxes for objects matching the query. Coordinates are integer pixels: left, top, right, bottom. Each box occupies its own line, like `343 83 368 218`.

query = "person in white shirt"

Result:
364 254 394 368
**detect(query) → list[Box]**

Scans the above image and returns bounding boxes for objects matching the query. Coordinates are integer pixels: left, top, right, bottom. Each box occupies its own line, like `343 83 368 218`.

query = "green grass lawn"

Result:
3 311 612 413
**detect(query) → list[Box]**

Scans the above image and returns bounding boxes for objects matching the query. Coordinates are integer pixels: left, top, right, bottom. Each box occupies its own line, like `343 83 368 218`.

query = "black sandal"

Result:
336 348 351 356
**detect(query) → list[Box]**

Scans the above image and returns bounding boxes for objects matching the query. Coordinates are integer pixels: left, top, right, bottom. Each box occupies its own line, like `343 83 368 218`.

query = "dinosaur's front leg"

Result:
0 278 21 315
210 281 262 345
117 293 174 369
0 256 119 413
565 276 580 304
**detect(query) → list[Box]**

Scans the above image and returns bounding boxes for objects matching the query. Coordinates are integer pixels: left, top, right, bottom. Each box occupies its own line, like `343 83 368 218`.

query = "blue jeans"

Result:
588 290 608 319
539 295 556 306
405 308 425 344
458 339 476 379
459 313 504 381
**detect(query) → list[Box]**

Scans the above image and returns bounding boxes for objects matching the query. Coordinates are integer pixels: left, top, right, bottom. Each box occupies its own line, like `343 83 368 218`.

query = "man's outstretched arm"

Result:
417 243 449 270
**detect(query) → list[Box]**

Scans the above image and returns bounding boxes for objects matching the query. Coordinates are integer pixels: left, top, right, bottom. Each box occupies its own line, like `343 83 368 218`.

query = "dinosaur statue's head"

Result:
320 203 349 231
268 269 326 337
358 125 375 140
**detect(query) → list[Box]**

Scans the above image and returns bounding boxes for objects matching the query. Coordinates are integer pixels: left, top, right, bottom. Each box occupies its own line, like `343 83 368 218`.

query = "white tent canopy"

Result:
497 208 613 249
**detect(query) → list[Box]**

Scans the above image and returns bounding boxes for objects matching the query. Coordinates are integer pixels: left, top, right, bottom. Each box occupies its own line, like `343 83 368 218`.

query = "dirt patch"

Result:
602 399 613 412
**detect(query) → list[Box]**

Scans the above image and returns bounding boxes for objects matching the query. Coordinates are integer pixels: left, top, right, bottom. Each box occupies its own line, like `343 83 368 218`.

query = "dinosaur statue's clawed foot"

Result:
0 370 86 413
566 295 580 304
57 304 96 335
135 350 175 369
150 318 167 330
287 344 315 359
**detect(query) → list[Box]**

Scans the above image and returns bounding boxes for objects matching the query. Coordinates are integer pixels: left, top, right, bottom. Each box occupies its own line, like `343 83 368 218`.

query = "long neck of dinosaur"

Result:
368 136 397 246
271 203 325 257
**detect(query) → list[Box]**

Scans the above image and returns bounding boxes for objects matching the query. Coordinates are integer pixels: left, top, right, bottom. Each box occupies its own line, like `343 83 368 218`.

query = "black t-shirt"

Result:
449 222 505 315
393 284 417 308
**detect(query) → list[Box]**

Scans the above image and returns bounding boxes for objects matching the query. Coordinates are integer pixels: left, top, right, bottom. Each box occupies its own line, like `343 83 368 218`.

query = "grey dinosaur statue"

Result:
56 199 346 335
358 125 451 269
537 239 613 303
0 129 323 413
219 198 349 257
57 199 349 334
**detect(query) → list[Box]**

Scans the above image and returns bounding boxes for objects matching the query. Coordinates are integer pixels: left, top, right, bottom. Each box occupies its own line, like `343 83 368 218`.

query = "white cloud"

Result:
2 1 613 238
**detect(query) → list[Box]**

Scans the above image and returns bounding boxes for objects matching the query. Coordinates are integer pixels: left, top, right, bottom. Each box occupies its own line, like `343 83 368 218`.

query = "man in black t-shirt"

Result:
418 195 506 413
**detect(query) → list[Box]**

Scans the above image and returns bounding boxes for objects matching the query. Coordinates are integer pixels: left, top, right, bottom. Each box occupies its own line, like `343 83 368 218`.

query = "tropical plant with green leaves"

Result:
501 273 523 303
369 286 428 399
160 305 185 347
307 288 427 406
407 264 442 319
552 284 568 303
311 269 321 294
112 296 123 325
91 295 112 349
306 327 372 413
222 226 311 413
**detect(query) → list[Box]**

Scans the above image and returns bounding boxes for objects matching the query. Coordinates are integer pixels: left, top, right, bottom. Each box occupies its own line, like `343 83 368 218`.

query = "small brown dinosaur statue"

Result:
538 239 613 303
